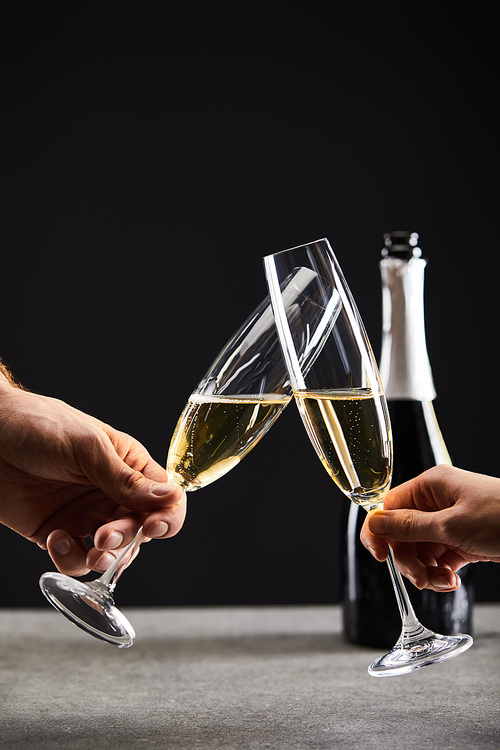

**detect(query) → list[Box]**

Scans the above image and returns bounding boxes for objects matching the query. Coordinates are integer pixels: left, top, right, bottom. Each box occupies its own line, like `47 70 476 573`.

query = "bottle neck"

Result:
379 256 436 401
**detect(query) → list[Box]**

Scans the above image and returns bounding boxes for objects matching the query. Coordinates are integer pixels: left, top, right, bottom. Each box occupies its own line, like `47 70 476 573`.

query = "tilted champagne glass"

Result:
39 269 321 647
264 238 473 677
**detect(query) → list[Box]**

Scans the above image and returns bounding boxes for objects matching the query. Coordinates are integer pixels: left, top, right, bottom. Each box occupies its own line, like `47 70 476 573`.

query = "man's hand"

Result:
0 379 186 576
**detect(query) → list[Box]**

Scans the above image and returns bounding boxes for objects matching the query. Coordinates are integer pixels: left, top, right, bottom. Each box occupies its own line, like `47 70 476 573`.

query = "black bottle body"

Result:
342 232 473 648
342 400 474 648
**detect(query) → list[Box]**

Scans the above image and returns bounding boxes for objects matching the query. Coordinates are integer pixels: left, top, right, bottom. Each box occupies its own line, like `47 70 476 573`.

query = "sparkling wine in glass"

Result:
39 270 319 647
264 238 473 677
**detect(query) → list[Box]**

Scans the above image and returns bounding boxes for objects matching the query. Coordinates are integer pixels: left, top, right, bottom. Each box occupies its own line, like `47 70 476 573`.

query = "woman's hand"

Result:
360 464 500 591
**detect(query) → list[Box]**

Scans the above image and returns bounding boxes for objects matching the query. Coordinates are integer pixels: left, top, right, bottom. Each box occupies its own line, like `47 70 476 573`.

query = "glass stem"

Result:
97 527 144 592
385 546 433 645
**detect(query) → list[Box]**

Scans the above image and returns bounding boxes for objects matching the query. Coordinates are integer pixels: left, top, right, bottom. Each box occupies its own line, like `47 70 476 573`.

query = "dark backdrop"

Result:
1 2 499 607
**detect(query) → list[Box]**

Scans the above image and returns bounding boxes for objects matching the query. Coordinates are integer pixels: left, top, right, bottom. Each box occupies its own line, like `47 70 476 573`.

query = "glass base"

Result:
39 572 136 648
368 632 473 677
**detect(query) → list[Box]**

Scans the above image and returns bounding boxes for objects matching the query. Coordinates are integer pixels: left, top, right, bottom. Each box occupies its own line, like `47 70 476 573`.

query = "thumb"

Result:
367 508 447 543
79 436 183 512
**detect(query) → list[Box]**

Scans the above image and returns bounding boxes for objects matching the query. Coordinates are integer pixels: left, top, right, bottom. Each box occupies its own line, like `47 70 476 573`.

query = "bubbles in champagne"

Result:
294 388 392 506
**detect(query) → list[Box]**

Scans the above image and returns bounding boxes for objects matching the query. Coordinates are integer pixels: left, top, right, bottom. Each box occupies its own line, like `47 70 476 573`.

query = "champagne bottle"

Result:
342 231 474 648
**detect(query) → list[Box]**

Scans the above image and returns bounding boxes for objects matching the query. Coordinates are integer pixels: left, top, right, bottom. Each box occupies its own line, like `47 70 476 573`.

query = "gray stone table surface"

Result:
0 604 499 749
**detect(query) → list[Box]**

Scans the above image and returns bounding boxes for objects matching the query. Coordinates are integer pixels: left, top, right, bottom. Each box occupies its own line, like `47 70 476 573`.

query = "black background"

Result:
1 2 499 607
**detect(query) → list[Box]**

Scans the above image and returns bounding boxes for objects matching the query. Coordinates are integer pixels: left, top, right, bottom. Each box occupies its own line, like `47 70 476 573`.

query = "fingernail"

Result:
151 483 178 496
368 512 392 535
102 531 124 550
94 552 116 571
433 576 453 589
52 534 71 556
148 521 168 538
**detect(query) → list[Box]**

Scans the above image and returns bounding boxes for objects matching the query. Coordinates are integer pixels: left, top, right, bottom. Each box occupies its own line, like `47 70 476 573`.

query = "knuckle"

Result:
118 465 143 494
399 511 417 536
420 464 451 487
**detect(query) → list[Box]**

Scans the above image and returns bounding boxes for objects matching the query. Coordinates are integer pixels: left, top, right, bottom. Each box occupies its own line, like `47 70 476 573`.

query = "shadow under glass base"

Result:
39 572 136 648
368 632 473 677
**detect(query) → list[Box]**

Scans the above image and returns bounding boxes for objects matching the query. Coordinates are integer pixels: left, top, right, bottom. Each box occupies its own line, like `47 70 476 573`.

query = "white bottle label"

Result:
379 256 437 401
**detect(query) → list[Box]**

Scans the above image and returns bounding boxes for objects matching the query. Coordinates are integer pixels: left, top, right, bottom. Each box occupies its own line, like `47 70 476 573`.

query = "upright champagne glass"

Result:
39 269 320 647
264 238 473 676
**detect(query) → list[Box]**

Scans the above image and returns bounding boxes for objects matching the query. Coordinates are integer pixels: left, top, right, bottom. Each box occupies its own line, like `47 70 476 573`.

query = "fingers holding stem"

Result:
98 526 146 589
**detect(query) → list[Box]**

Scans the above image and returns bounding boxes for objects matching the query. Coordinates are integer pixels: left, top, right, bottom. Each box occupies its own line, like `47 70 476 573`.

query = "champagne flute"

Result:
264 238 473 677
39 270 319 647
